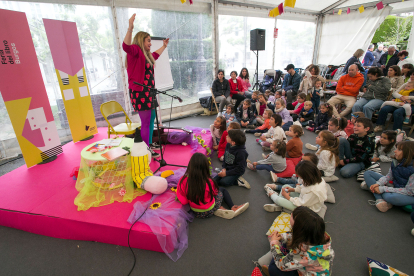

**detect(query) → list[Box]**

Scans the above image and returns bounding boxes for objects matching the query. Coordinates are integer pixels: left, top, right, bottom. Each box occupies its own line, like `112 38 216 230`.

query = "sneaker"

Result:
322 175 339 182
282 208 293 214
246 124 256 129
214 208 235 219
217 112 222 117
150 142 161 149
262 153 268 159
238 176 251 189
403 117 410 125
360 181 369 190
149 149 160 158
369 199 393 212
262 146 271 151
254 132 262 137
232 203 249 217
374 125 383 132
411 228 414 236
247 163 256 171
263 204 282 212
305 143 318 151
270 171 278 183
264 185 276 197
265 183 277 190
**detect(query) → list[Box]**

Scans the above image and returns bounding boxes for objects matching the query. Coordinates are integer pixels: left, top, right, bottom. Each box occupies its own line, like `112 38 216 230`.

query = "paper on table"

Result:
98 139 122 147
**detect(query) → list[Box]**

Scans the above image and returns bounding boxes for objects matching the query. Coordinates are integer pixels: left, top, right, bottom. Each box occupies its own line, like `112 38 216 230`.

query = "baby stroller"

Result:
259 69 282 92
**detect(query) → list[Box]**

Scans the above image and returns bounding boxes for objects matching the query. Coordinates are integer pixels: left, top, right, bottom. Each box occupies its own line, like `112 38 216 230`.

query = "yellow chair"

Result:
100 101 141 138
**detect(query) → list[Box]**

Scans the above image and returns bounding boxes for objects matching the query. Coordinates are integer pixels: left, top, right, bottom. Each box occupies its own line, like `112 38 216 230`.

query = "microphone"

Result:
175 96 183 103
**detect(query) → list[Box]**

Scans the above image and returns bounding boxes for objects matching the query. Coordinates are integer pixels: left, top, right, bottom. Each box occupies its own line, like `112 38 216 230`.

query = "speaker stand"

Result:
252 50 260 91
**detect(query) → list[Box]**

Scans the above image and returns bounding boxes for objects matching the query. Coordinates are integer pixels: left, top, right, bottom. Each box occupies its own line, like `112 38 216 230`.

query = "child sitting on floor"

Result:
214 129 250 189
344 112 364 137
371 130 397 163
274 98 294 131
254 93 269 125
306 103 332 133
267 90 286 111
257 206 334 276
306 117 347 151
222 104 235 126
288 93 306 121
316 130 339 182
263 161 328 213
245 109 273 135
268 153 319 191
285 125 303 158
217 121 241 162
234 99 256 129
380 81 414 125
338 117 376 178
310 79 324 114
257 114 286 151
247 140 287 173
177 153 249 219
250 91 259 113
210 116 226 150
298 101 314 127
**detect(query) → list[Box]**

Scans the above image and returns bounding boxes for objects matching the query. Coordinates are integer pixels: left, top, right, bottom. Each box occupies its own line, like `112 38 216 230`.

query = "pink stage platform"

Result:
0 127 203 253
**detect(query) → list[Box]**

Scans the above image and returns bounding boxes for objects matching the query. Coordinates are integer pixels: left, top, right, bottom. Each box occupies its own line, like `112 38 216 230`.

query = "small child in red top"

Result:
286 125 304 158
218 121 241 162
245 109 273 135
210 116 226 151
344 112 365 137
177 153 249 219
288 93 306 117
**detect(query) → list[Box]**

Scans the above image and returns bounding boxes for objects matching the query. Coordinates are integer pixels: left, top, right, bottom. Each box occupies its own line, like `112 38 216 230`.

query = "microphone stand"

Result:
133 82 187 173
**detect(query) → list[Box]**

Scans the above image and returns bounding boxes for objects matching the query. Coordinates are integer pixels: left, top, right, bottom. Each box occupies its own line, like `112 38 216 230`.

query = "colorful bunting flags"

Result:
180 0 186 3
359 5 365 13
376 1 384 9
347 7 351 14
278 3 284 14
338 9 342 15
284 0 296 8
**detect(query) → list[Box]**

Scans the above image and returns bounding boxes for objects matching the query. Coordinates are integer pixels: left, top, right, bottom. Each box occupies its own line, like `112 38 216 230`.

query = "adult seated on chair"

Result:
229 70 246 111
374 71 414 132
281 64 301 104
212 69 230 116
352 67 391 119
327 64 364 118
379 45 399 76
388 65 404 95
298 64 325 95
238 67 252 98
402 63 414 83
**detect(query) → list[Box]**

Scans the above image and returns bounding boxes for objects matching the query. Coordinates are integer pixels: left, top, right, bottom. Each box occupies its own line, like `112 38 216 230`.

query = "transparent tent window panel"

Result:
118 8 214 109
0 1 122 135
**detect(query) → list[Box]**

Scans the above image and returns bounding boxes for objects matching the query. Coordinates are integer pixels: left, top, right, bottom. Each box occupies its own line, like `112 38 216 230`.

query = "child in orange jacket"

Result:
245 109 273 136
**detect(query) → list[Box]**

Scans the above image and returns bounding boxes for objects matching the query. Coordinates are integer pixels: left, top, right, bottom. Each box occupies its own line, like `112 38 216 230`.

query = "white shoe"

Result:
360 181 369 190
214 208 235 219
270 171 278 183
322 175 339 182
254 133 262 137
411 228 414 236
264 185 276 197
217 112 222 117
233 203 249 217
305 143 318 151
263 204 282 212
238 176 251 189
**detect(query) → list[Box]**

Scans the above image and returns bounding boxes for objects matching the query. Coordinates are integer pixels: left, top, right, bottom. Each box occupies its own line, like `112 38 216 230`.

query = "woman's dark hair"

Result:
217 116 227 135
273 139 286 158
216 69 225 79
309 65 320 76
402 64 414 74
303 153 319 166
396 141 414 167
179 153 218 205
398 50 409 57
295 161 322 187
239 67 249 80
377 130 397 155
271 113 283 127
367 67 383 77
389 65 401 76
329 117 348 130
230 70 238 77
320 103 333 118
288 206 327 251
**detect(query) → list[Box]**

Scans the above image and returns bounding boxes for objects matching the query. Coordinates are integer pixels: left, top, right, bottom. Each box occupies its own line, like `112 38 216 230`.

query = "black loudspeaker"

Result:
250 29 265 51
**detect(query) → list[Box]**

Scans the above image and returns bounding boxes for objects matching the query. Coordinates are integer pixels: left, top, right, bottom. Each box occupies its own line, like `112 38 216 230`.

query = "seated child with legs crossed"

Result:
306 103 333 133
380 81 414 125
245 109 273 135
222 104 235 126
344 112 364 137
257 114 286 151
247 140 287 173
267 153 319 192
316 130 340 183
273 98 294 131
306 117 347 151
310 79 324 114
254 93 268 125
257 206 334 276
210 116 226 151
214 129 251 189
338 117 376 178
263 161 328 213
298 101 314 127
234 99 256 129
217 121 240 162
285 125 303 158
177 153 249 220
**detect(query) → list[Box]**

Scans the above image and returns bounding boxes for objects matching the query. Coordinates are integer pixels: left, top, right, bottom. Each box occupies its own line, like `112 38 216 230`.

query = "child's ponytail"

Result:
319 130 339 165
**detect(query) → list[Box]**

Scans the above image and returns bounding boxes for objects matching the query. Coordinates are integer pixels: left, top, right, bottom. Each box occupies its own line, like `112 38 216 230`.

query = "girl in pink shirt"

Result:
177 153 249 219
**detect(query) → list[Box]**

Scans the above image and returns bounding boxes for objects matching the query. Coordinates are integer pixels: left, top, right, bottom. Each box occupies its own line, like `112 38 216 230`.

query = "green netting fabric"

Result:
74 155 146 211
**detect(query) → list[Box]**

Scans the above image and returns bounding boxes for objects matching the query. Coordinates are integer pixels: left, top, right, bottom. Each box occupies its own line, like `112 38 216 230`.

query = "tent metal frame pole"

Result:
312 14 323 65
211 0 219 78
272 18 277 70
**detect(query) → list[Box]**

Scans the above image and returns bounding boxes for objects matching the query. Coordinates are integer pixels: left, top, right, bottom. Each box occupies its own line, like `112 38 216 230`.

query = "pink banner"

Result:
0 9 62 167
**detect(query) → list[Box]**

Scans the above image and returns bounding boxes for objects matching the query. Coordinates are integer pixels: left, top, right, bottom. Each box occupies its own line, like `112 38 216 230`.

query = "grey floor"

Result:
1 114 414 276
